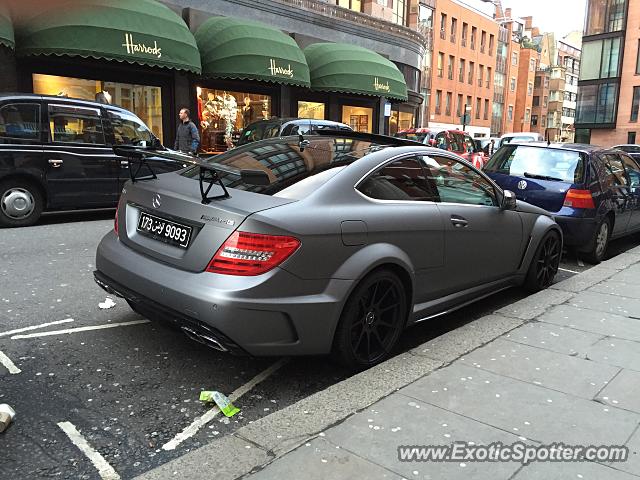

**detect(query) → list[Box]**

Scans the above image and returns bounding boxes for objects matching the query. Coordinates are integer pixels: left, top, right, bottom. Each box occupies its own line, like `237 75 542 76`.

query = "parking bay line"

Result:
57 421 120 480
558 267 580 274
0 350 21 374
0 318 75 338
162 357 289 451
10 319 150 339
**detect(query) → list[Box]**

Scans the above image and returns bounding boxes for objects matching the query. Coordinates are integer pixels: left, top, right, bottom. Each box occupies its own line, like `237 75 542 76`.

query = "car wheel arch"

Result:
0 173 47 206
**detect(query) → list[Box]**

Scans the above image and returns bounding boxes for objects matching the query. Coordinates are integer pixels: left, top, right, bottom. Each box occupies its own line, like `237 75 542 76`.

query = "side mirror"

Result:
501 190 517 210
151 136 163 150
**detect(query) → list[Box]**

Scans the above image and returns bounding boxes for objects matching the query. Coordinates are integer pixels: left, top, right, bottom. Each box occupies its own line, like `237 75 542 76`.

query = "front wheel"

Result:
581 217 610 265
524 231 562 292
332 269 408 371
0 179 44 228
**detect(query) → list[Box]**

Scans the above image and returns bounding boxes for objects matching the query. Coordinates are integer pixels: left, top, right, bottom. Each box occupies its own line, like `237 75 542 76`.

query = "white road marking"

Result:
558 267 580 274
0 350 21 374
162 357 289 451
0 318 75 338
57 421 120 480
11 320 150 340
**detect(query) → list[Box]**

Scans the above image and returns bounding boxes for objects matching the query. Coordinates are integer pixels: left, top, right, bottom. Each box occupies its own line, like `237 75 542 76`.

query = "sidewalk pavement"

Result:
139 248 640 480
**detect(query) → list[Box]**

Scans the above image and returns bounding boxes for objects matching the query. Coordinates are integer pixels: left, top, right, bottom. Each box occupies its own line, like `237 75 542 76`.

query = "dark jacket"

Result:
174 120 200 153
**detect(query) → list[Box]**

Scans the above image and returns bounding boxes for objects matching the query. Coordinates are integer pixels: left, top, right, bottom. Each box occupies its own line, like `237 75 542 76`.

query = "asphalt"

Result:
1 210 640 479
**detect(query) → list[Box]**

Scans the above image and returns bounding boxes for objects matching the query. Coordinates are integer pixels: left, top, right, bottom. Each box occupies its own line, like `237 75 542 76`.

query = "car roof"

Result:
504 141 606 153
0 92 135 115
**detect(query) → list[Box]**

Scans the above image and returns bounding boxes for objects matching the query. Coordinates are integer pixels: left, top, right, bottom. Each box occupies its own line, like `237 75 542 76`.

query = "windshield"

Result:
182 136 394 196
485 145 585 183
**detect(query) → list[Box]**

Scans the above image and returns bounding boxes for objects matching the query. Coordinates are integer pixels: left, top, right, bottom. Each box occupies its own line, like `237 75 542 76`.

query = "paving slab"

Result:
607 262 640 283
569 291 640 319
596 369 640 414
589 280 640 300
513 461 639 480
494 289 574 321
324 393 522 480
248 437 403 480
503 322 604 355
410 314 523 364
586 338 640 372
551 265 619 293
596 252 640 271
538 305 640 342
459 338 619 399
613 426 640 477
400 363 639 446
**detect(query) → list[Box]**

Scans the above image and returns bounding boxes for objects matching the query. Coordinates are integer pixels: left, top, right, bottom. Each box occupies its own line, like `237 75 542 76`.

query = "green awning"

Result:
0 9 14 50
304 43 408 101
15 0 201 73
195 17 310 87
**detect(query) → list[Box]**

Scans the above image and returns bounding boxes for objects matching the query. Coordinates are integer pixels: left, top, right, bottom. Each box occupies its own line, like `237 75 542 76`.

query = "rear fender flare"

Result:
519 216 563 275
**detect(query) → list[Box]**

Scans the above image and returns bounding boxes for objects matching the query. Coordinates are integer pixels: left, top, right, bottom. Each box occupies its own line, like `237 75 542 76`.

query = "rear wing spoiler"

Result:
112 146 269 204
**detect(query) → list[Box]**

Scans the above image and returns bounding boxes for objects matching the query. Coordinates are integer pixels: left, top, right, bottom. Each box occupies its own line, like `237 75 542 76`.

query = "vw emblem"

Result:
152 193 162 209
517 180 528 190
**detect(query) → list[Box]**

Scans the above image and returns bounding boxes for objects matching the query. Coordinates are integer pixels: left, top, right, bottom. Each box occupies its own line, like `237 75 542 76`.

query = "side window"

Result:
602 154 628 187
108 111 153 146
48 105 105 144
435 132 448 150
621 154 640 187
0 103 41 141
358 157 439 202
421 155 497 206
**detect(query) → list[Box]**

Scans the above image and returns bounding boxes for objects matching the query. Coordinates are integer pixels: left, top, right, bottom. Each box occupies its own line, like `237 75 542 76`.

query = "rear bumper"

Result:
553 214 597 247
95 231 352 356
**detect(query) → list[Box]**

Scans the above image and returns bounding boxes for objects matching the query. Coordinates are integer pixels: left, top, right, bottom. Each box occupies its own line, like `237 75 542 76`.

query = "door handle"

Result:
48 159 63 168
120 160 129 168
450 216 468 228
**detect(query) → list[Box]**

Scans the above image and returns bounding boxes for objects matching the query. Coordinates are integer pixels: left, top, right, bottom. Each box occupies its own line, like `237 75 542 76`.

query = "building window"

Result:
457 94 463 117
510 77 516 91
533 96 540 107
530 59 536 72
440 13 447 39
512 52 518 66
486 67 492 88
450 17 457 43
478 65 484 87
466 96 472 114
459 59 465 82
585 0 626 35
544 95 548 106
32 73 164 141
484 99 489 120
534 76 541 88
541 116 546 127
298 101 325 120
631 86 640 122
392 0 406 26
471 27 477 50
448 55 455 80
476 97 481 119
508 105 514 121
469 61 475 84
445 92 452 116
435 90 442 114
336 0 362 12
525 109 531 122
489 34 495 56
628 131 636 143
437 52 444 78
531 114 538 126
528 82 533 95
576 82 619 124
580 37 622 80
462 22 468 47
480 30 486 53
343 105 373 132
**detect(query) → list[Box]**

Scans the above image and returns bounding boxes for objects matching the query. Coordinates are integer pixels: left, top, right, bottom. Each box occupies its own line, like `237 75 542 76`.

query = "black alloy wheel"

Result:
524 231 561 292
333 269 407 370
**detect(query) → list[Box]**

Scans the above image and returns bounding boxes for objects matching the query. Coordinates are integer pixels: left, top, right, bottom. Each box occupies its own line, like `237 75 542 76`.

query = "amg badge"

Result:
201 214 235 226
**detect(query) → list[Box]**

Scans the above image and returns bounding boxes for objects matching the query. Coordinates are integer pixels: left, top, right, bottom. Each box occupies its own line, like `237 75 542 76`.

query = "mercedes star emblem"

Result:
517 180 528 190
152 193 162 209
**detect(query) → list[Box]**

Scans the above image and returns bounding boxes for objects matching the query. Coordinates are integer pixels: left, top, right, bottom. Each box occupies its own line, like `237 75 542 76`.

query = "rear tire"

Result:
0 178 44 228
581 217 610 265
524 231 561 292
331 269 408 371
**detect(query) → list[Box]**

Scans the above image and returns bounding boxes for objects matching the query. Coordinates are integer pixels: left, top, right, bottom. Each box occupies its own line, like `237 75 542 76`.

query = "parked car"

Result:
395 128 486 169
613 144 640 161
94 130 561 370
497 132 543 149
0 94 186 227
485 142 640 264
237 118 351 146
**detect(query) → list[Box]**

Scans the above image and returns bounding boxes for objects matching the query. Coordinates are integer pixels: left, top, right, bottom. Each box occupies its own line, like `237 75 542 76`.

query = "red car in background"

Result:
394 128 487 169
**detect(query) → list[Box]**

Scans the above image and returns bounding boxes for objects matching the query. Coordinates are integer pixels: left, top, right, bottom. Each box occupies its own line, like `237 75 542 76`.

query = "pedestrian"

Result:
174 108 200 155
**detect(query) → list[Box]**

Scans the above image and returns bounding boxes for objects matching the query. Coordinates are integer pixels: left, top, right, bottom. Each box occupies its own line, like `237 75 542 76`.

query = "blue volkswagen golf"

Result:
484 142 640 264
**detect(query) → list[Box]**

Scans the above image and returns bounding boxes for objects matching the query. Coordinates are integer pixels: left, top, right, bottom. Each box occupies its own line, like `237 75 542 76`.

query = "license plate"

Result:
137 211 192 248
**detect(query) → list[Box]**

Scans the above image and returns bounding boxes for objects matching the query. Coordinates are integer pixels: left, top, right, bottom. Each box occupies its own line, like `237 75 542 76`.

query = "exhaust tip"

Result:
181 326 228 352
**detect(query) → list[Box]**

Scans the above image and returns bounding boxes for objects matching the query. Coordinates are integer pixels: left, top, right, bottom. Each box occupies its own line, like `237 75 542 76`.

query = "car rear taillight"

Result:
207 231 301 276
563 189 595 209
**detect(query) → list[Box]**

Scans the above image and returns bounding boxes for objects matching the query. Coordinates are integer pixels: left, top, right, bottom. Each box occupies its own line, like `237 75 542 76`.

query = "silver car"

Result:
95 131 562 369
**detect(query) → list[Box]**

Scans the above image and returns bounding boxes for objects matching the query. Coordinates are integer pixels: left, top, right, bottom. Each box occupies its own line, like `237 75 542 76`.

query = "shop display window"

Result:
297 101 325 120
32 74 163 141
389 111 415 135
342 105 373 133
197 87 271 154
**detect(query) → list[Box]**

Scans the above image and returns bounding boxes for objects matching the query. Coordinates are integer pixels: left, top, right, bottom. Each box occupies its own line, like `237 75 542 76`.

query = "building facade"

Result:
558 36 581 142
429 0 499 138
575 0 630 145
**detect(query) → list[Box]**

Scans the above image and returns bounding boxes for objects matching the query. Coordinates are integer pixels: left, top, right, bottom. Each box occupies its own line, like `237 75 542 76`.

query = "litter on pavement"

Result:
199 391 240 417
0 404 16 433
98 298 116 309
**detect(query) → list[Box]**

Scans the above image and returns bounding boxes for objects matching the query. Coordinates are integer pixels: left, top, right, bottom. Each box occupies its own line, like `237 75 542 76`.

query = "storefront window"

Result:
342 105 373 133
32 74 163 141
197 87 271 154
297 101 325 120
389 110 415 135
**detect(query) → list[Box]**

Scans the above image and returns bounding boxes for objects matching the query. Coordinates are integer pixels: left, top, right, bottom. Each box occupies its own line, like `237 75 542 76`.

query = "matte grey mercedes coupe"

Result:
94 131 562 369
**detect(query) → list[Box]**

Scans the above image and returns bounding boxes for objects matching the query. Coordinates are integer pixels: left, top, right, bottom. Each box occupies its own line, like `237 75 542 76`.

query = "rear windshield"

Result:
485 145 585 183
182 136 393 198
395 132 427 143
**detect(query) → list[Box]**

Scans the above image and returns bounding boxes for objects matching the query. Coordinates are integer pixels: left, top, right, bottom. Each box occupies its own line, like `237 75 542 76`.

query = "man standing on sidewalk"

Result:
174 108 200 155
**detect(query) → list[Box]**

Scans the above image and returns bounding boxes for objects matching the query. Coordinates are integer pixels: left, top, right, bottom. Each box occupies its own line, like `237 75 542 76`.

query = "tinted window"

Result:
621 154 640 187
238 121 281 145
421 155 497 206
0 103 41 140
358 157 438 201
602 153 628 186
396 132 428 143
108 110 153 146
48 104 105 144
485 145 585 183
616 145 640 153
282 121 311 136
